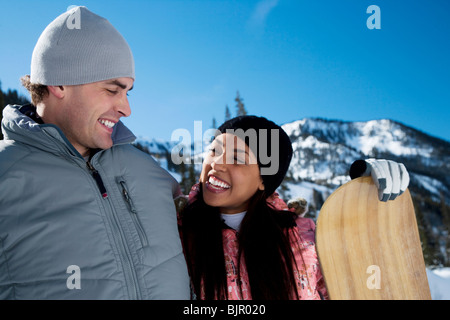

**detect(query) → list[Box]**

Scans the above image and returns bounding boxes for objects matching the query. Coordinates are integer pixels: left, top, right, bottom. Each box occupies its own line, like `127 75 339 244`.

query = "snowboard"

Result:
316 176 431 300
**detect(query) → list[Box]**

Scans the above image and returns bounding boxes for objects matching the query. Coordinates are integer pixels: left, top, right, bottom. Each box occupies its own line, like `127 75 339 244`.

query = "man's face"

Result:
52 77 134 157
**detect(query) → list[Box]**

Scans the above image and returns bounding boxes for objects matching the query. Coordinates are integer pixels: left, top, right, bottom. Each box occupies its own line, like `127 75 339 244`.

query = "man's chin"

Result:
94 139 114 151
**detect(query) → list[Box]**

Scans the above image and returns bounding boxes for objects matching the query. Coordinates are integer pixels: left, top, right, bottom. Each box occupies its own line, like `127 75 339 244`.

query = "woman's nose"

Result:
210 153 227 171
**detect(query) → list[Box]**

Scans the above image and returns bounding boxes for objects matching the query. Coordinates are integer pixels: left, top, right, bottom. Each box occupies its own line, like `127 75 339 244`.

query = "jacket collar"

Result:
2 104 136 158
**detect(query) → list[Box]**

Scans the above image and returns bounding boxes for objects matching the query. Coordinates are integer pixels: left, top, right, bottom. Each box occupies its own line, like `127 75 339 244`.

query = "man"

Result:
0 6 190 299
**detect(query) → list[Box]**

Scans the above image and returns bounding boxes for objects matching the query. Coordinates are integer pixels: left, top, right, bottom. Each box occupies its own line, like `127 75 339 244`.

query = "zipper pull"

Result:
120 181 137 214
86 161 108 199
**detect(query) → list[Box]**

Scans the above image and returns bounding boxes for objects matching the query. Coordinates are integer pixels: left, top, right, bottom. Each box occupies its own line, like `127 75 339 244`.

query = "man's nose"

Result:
116 93 131 117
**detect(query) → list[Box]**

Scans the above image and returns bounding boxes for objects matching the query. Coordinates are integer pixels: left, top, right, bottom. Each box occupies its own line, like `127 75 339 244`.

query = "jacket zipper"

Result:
103 198 142 299
86 161 108 198
119 180 149 247
85 159 142 299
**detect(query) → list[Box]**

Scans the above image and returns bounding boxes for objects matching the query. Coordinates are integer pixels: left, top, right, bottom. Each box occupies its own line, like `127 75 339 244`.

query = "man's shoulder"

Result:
106 143 180 194
110 143 159 165
108 143 176 177
0 140 32 177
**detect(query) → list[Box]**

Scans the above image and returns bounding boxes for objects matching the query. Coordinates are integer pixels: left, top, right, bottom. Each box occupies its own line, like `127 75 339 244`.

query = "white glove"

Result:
364 159 410 202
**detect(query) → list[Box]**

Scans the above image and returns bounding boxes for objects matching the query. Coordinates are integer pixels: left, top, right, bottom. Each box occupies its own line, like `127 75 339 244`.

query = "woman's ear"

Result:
258 178 265 191
47 85 65 99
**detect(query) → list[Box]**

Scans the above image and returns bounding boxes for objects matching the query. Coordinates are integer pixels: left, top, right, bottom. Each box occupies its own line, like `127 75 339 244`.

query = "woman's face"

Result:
200 133 264 214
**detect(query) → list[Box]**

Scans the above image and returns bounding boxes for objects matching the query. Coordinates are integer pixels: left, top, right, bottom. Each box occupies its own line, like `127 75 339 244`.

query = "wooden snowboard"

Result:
316 177 431 300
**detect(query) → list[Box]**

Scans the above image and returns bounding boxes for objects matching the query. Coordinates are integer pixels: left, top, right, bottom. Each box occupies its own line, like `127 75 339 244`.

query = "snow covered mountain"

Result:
280 118 449 203
136 117 449 206
135 117 450 267
279 118 450 269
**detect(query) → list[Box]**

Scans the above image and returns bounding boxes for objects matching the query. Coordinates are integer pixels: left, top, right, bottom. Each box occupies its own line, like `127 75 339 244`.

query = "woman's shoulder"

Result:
293 216 317 245
295 216 316 232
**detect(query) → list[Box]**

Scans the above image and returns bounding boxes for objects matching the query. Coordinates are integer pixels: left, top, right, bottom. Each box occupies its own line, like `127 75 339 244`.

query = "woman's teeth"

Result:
208 176 231 189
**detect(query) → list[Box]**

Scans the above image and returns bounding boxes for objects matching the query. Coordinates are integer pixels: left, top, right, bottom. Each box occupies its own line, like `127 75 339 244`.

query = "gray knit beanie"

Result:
30 6 135 85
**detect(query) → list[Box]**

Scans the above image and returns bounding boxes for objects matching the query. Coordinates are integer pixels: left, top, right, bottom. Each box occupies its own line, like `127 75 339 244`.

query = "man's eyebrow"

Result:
106 80 133 91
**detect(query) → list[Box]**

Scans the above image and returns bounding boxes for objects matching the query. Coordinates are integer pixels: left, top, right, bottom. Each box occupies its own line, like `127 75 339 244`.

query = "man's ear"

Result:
47 85 65 99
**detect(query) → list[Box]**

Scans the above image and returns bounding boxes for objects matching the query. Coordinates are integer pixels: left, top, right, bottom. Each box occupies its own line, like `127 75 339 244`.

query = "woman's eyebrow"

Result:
234 148 249 155
213 139 249 155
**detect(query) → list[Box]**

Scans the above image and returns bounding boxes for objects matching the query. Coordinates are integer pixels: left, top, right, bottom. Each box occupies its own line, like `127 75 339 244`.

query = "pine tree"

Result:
224 105 231 121
187 163 197 191
178 161 188 193
0 82 4 140
440 191 450 266
413 196 441 267
179 161 198 195
165 149 176 173
3 88 29 106
0 81 4 109
235 91 247 116
0 84 30 139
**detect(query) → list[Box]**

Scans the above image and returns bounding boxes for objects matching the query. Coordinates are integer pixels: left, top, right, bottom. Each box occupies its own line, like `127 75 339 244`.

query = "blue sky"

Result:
1 0 449 142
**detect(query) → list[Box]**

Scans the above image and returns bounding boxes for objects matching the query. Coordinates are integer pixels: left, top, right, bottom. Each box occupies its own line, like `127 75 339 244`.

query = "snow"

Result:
427 268 450 300
282 118 435 159
283 181 333 203
411 173 448 198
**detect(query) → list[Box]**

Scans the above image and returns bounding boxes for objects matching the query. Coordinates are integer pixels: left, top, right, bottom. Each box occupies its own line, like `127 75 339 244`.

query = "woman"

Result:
180 115 328 300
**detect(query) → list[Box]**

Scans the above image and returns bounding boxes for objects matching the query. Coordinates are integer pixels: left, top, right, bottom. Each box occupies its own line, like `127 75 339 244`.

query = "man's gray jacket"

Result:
0 104 190 299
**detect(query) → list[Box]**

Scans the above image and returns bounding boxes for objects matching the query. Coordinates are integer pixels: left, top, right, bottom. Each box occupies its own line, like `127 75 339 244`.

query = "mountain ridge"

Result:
136 116 450 267
136 117 450 203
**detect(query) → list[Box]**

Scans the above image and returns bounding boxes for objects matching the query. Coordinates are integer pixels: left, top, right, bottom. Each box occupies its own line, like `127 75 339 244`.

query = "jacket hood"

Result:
1 104 136 158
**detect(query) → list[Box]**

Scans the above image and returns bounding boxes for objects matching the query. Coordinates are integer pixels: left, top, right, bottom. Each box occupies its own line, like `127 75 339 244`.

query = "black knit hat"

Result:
217 115 293 197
